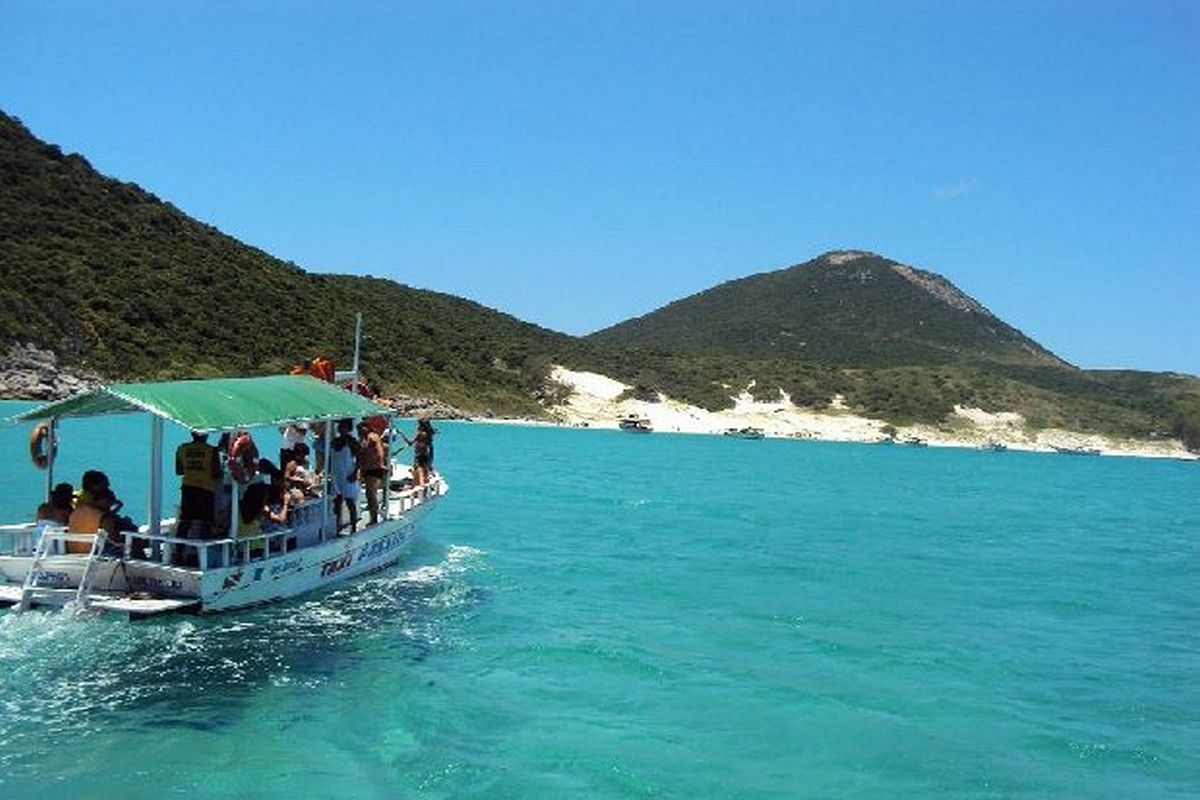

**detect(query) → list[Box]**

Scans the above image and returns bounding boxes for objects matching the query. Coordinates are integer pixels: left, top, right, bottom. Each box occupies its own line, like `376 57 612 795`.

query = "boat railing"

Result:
387 474 447 516
0 522 97 557
0 522 50 556
119 528 297 571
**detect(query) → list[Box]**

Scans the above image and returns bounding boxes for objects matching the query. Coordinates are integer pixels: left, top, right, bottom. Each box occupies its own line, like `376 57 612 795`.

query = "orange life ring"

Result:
29 423 54 469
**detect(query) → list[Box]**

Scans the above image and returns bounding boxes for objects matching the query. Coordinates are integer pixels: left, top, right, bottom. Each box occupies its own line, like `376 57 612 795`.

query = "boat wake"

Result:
0 542 489 760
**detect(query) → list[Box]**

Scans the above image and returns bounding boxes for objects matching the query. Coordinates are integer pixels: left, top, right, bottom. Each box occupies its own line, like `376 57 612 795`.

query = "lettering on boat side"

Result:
129 575 184 592
268 558 302 577
34 571 68 585
320 552 353 578
356 530 407 565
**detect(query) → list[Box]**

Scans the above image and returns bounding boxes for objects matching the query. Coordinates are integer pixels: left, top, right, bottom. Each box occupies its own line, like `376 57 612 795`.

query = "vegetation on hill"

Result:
0 111 578 416
579 252 1200 450
2 109 1197 450
588 251 1065 368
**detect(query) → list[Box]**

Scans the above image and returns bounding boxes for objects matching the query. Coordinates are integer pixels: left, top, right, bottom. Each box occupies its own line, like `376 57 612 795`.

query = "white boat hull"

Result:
0 475 448 617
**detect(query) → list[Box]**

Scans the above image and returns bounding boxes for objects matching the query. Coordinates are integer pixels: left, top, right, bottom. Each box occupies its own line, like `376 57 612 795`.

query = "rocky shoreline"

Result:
1 342 471 420
0 342 104 401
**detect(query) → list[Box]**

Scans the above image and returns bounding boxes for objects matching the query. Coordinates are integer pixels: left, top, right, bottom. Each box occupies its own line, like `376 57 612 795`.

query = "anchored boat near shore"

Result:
0 374 448 618
618 413 653 433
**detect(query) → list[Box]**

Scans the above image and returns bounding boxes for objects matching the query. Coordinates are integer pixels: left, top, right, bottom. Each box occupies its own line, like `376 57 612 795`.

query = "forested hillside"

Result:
0 111 581 415
2 109 1197 449
590 251 1064 368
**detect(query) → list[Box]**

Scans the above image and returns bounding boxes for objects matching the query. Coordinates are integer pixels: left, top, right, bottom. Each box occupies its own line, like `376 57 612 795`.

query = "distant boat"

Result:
618 414 653 433
980 441 1008 452
899 436 927 447
1053 445 1101 456
722 427 765 440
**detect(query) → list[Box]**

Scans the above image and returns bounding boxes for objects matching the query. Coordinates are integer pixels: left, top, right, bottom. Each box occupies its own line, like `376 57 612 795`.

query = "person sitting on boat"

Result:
36 481 75 526
283 442 320 501
264 479 292 531
329 418 361 532
237 481 272 558
77 469 111 508
66 486 133 556
278 422 308 473
175 430 222 537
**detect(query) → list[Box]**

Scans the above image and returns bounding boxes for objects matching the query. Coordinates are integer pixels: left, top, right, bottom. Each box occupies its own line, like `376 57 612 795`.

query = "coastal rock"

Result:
0 342 104 401
383 393 468 420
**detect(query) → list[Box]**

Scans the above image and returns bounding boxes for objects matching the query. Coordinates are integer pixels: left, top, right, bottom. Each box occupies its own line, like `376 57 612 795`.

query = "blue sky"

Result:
3 1 1198 375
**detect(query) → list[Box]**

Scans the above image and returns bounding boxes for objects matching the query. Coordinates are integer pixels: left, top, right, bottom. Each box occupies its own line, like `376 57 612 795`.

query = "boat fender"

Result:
29 423 55 470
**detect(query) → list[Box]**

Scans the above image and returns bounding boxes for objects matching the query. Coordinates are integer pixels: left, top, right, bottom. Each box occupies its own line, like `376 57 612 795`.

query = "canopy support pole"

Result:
149 416 163 537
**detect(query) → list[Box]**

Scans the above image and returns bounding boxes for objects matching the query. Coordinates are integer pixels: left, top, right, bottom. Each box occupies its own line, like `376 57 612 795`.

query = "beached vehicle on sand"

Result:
0 375 448 619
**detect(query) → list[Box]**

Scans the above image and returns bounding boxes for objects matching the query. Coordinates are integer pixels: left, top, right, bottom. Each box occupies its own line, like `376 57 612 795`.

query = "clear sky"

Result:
3 1 1198 375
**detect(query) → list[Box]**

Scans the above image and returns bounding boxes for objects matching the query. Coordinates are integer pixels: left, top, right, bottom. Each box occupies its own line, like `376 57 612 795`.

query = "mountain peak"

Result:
590 250 1066 368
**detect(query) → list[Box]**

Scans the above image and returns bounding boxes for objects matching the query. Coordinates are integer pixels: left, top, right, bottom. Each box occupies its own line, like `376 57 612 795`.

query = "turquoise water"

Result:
1 403 1198 798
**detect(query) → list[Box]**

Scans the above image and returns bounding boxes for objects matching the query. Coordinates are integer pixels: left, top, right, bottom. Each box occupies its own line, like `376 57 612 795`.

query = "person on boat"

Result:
399 418 436 486
175 430 222 536
237 481 271 558
279 422 308 471
36 482 75 526
329 418 361 532
227 429 260 485
283 442 320 501
66 486 128 556
357 420 386 526
264 478 292 531
77 469 111 507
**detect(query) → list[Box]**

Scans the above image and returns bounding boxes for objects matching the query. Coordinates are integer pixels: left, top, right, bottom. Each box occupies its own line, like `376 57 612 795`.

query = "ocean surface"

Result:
1 401 1197 798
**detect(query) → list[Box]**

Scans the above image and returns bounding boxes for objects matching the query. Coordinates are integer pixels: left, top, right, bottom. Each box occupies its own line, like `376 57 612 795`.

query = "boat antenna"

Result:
350 312 363 397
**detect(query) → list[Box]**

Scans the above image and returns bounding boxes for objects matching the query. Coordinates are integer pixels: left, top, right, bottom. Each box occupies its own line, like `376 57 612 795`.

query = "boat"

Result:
618 414 653 433
0 374 448 618
1053 445 1102 456
722 427 765 440
979 441 1008 452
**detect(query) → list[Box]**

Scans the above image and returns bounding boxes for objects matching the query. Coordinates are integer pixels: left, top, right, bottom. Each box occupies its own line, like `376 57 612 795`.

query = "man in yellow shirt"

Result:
176 430 222 536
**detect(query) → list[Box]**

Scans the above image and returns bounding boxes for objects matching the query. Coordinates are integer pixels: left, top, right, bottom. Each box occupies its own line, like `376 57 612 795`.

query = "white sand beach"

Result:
507 366 1198 460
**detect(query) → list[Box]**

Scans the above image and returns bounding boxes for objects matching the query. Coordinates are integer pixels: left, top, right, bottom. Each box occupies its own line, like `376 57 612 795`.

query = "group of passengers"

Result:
34 469 136 556
33 417 437 559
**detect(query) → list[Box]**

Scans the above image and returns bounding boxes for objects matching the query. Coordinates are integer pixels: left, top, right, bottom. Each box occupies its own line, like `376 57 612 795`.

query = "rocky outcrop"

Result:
381 393 469 420
0 342 104 400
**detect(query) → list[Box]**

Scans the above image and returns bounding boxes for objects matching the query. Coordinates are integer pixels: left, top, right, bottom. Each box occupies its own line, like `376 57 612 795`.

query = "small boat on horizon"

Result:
722 427 765 439
618 414 653 433
1053 445 1102 456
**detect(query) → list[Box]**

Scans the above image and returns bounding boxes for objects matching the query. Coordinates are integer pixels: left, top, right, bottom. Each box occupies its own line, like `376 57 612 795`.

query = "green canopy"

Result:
8 375 391 433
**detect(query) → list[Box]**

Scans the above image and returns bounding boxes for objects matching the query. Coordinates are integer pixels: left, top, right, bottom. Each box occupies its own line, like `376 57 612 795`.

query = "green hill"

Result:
0 110 578 416
589 250 1065 368
579 252 1200 448
2 109 1198 450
